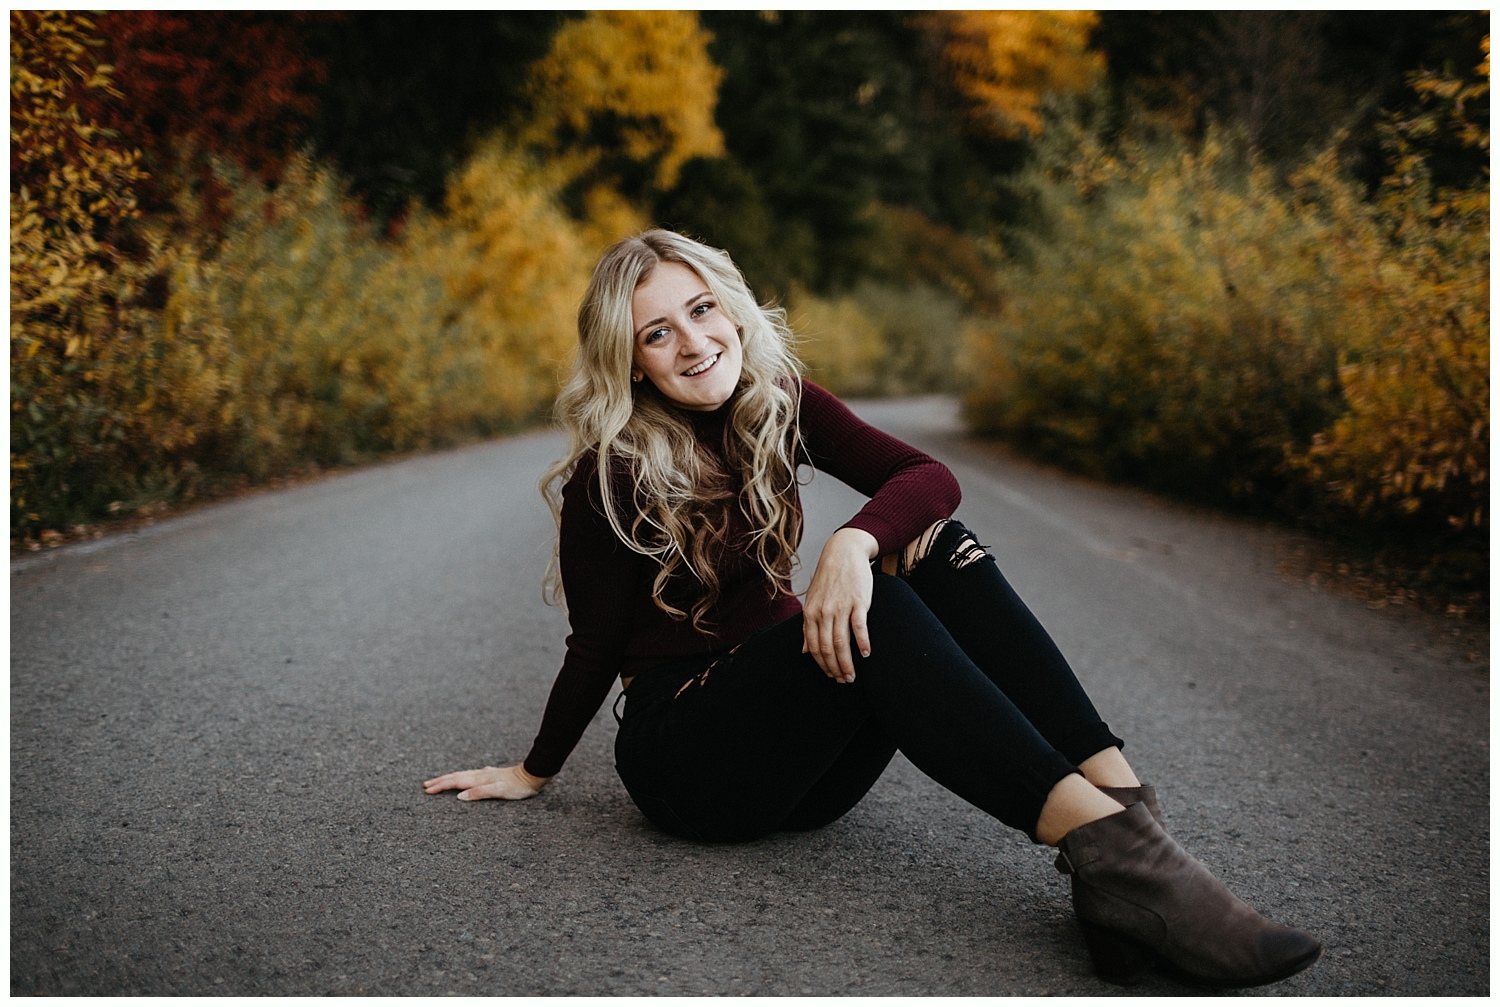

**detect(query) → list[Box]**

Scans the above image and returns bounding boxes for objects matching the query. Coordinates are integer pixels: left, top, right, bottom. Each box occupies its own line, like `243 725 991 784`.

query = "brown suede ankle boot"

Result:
1054 785 1162 879
1056 803 1322 988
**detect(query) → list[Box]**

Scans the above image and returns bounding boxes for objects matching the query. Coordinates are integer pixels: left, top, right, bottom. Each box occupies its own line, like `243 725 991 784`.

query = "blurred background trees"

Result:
963 16 1487 589
10 10 1489 592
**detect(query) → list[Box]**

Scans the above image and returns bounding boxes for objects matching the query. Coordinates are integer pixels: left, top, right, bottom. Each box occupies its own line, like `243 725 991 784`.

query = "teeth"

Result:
684 353 719 377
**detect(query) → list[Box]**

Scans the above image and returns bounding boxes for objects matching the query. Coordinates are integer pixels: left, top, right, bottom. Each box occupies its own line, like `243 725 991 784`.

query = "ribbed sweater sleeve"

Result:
797 380 962 555
522 456 640 778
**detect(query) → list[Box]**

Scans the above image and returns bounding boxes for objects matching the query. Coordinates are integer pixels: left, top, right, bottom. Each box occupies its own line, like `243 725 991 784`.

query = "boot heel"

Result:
1078 920 1151 985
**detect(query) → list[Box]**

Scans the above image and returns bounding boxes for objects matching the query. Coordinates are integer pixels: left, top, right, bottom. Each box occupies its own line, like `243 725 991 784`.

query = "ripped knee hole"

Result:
897 518 989 578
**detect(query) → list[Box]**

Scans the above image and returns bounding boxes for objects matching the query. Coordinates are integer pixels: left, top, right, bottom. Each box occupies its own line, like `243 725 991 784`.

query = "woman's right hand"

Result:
422 764 551 801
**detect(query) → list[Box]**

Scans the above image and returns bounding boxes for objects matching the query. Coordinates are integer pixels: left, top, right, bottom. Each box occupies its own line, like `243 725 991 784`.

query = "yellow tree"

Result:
924 11 1103 137
1298 38 1490 533
524 10 725 195
426 10 730 403
11 10 147 531
416 140 603 427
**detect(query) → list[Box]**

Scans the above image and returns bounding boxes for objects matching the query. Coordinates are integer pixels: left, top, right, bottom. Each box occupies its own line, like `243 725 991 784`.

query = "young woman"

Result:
424 230 1321 988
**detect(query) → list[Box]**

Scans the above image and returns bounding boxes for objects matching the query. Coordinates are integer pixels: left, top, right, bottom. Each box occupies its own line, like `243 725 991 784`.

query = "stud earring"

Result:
631 372 643 383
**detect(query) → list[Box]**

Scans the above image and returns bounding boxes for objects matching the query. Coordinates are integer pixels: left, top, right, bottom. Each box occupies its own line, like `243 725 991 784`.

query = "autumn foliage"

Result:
77 11 327 180
11 11 147 529
925 11 1103 137
10 10 1490 585
1295 41 1490 534
525 11 724 193
10 11 710 536
963 42 1489 558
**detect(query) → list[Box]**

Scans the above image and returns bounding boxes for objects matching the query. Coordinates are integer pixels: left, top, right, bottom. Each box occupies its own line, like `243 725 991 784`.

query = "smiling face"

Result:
631 261 743 412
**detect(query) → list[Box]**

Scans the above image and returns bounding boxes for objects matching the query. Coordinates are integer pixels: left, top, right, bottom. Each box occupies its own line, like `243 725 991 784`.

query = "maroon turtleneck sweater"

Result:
522 380 961 778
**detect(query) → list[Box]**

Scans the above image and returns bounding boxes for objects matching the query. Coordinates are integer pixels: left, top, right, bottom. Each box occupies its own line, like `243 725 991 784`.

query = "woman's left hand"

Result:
422 764 551 800
803 527 880 683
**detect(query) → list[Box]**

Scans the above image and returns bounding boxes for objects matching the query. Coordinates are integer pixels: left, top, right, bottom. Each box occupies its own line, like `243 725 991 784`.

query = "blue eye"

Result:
692 302 712 317
645 327 668 344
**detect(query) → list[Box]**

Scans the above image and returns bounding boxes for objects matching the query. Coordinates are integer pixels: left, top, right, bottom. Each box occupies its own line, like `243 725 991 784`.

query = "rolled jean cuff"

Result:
1055 721 1125 769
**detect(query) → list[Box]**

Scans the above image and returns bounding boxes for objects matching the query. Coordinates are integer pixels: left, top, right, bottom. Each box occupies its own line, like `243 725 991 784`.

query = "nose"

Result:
678 326 709 356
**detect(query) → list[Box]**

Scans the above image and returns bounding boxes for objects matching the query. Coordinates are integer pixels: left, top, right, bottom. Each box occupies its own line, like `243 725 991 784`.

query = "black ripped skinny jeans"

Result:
613 521 1123 843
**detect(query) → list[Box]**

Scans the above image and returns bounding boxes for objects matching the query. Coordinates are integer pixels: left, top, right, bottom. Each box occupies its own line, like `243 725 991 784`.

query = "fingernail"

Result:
457 793 469 801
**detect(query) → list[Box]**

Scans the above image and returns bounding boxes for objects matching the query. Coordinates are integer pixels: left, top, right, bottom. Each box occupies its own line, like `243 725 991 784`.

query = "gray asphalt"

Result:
11 397 1488 996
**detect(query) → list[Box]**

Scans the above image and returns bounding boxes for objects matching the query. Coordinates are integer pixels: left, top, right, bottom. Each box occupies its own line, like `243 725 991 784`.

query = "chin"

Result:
669 375 737 410
679 390 732 411
704 381 738 407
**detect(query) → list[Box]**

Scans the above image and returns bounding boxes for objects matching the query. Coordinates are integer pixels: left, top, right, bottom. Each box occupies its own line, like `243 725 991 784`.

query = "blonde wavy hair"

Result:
542 229 805 629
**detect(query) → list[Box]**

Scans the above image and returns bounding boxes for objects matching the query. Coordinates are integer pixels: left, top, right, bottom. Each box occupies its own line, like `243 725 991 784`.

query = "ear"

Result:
631 369 644 383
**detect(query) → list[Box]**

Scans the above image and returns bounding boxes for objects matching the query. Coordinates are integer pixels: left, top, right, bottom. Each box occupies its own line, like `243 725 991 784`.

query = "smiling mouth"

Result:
682 353 720 377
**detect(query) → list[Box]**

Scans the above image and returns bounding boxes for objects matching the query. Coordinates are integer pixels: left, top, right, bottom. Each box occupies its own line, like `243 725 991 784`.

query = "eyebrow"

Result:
634 290 713 339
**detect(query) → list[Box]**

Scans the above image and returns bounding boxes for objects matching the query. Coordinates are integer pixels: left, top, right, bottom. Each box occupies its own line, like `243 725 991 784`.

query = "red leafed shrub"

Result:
78 12 330 181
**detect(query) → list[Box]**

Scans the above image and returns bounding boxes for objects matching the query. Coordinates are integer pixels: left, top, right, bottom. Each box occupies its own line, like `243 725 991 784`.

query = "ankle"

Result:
1036 773 1127 846
1078 748 1141 789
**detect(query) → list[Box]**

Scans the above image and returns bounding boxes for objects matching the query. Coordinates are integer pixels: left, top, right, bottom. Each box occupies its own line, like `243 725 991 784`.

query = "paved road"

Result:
11 398 1488 995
